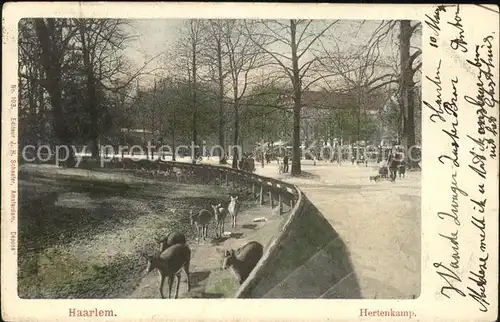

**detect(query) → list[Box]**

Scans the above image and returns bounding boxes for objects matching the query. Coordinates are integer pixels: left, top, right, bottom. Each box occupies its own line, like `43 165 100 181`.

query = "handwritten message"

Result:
424 4 498 315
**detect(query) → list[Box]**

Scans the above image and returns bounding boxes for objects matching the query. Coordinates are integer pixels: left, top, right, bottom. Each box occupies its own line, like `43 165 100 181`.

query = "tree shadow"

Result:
237 196 363 299
189 270 211 288
242 224 257 230
209 232 245 246
295 171 321 180
18 172 180 252
230 232 244 239
190 292 224 299
210 237 230 246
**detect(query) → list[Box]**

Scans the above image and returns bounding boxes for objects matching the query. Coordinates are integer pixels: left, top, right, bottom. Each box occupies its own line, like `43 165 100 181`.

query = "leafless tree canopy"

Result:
19 18 421 172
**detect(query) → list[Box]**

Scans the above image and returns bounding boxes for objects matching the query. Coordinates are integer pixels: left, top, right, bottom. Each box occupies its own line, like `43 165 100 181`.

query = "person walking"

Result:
283 154 289 173
388 148 398 182
238 154 245 170
249 153 256 172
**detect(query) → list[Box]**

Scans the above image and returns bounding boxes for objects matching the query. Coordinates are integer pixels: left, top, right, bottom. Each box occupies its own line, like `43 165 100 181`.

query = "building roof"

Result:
301 90 384 111
301 91 357 110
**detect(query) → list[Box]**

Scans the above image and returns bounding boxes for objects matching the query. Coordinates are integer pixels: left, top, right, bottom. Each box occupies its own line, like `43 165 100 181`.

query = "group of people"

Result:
381 147 405 181
278 154 290 173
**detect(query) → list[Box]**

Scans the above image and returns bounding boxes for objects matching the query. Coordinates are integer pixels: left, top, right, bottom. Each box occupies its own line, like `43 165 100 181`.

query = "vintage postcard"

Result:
1 2 498 321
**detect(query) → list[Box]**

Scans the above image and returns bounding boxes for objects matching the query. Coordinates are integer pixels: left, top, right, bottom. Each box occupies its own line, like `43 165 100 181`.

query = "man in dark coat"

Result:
388 148 401 182
283 154 289 173
248 154 256 172
238 154 246 170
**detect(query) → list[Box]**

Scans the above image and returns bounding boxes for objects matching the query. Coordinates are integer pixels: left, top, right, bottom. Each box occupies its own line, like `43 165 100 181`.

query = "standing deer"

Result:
227 196 240 228
190 209 213 242
173 168 187 183
217 241 264 284
211 204 228 239
142 243 191 299
156 231 186 252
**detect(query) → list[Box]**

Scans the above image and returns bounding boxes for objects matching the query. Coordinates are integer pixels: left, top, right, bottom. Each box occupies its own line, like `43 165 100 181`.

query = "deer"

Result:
156 231 186 253
211 204 228 239
120 157 135 170
155 208 182 249
227 196 240 228
190 209 213 242
217 241 264 285
142 243 191 299
172 167 187 183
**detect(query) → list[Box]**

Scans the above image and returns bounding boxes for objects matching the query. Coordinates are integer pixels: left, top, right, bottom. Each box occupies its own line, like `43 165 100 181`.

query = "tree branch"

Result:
297 20 338 60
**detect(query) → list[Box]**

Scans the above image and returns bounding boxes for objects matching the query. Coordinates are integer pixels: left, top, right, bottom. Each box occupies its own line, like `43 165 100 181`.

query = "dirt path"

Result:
254 160 421 299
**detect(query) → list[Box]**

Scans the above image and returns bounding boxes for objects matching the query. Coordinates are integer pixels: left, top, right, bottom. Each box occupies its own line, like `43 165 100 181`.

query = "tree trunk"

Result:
191 40 198 164
217 39 225 163
356 87 363 143
27 69 36 145
231 99 240 169
290 20 302 176
34 18 76 167
172 108 176 162
292 102 302 174
399 20 417 168
37 71 45 145
79 22 100 161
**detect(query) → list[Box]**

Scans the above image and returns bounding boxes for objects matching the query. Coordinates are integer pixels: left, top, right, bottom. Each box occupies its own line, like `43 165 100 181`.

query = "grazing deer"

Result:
211 204 228 239
150 163 162 177
159 167 172 178
190 209 213 242
121 157 135 169
157 231 186 252
137 159 151 172
142 244 191 299
228 196 240 228
173 167 187 182
217 241 264 285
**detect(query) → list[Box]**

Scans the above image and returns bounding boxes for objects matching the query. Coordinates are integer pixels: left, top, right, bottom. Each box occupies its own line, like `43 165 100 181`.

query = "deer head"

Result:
220 249 235 269
140 252 155 273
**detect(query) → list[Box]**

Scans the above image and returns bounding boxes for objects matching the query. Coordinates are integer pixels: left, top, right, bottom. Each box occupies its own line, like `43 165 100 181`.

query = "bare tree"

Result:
244 19 338 175
202 20 231 163
363 20 422 166
19 19 48 147
73 18 141 159
221 21 268 168
399 20 421 168
316 22 400 143
33 18 78 165
174 20 206 163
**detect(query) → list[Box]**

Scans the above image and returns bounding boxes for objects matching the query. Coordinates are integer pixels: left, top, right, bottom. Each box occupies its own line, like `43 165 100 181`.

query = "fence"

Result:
118 159 301 216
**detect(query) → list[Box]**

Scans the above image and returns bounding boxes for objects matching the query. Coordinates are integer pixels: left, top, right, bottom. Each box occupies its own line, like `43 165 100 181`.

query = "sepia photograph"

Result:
2 3 498 321
16 17 421 301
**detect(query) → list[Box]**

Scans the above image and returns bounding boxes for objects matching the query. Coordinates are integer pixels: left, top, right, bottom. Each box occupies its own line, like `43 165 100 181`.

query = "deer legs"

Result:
159 274 166 299
160 272 183 299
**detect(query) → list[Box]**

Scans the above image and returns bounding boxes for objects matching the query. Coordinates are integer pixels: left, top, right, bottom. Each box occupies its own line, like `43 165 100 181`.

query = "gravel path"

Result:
254 160 421 299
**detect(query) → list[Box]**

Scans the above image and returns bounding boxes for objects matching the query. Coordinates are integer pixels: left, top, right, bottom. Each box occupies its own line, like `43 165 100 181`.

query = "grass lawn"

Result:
17 166 236 299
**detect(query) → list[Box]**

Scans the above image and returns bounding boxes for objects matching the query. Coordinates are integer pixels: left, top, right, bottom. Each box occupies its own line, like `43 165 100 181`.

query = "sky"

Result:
121 19 420 91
